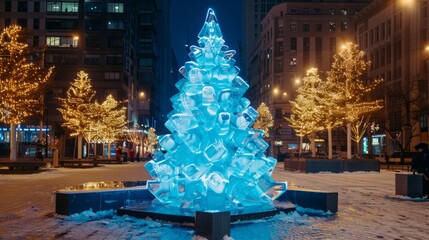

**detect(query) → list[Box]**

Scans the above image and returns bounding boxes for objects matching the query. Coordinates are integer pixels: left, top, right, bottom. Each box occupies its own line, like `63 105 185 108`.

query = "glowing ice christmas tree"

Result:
145 9 286 212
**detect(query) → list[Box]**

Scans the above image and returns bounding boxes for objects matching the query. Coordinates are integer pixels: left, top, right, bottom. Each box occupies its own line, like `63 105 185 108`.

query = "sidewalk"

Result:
0 163 428 239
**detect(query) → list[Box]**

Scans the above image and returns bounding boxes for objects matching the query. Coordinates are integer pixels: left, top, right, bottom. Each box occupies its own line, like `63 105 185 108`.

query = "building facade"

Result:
248 0 370 157
356 0 429 154
0 0 172 156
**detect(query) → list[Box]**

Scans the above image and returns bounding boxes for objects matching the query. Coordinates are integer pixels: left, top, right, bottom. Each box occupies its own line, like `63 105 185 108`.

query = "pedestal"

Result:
395 173 424 198
195 211 230 240
53 149 59 168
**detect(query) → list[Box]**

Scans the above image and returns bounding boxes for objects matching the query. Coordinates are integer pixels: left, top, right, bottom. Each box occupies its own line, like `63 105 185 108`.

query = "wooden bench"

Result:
58 159 98 168
0 160 47 172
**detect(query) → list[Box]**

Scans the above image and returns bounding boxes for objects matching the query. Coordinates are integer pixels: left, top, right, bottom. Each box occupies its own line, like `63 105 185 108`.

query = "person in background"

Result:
129 148 135 162
115 146 122 162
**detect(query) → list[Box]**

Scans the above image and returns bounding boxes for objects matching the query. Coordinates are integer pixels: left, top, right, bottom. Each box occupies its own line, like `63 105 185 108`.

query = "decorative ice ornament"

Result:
145 8 287 212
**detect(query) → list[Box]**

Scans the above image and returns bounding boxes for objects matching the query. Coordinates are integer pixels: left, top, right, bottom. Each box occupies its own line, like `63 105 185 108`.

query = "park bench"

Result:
96 157 124 164
0 160 47 172
58 159 98 168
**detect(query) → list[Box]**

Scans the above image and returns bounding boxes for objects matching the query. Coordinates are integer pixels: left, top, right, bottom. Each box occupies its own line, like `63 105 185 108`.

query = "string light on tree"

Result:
0 24 54 161
253 102 274 137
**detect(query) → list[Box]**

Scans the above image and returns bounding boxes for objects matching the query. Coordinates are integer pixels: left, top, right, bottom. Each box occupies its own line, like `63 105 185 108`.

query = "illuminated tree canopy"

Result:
287 68 324 137
99 94 127 143
57 71 96 138
253 102 273 137
0 24 53 124
327 42 383 123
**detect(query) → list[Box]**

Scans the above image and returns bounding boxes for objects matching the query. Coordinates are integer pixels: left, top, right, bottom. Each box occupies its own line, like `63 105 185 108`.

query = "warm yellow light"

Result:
399 0 415 7
295 78 301 85
140 91 145 97
425 45 429 52
283 92 287 96
273 88 279 94
73 36 79 40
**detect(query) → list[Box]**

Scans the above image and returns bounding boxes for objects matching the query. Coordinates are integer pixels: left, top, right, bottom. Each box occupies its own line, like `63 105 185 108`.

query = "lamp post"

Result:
274 140 283 161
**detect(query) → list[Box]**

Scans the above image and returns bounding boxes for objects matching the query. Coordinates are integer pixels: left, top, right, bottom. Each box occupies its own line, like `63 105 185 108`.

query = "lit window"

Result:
329 22 336 31
290 57 297 66
108 3 124 13
341 21 348 31
46 36 60 46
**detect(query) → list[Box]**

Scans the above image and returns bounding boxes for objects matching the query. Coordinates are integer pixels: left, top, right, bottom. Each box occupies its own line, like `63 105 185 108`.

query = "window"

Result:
46 19 79 30
34 19 40 29
85 37 102 47
303 8 309 15
275 59 283 72
47 2 61 12
107 55 123 64
278 26 284 37
421 113 428 131
314 8 321 15
5 1 11 12
375 26 379 42
108 3 124 13
290 57 297 66
84 55 101 65
34 2 40 12
85 20 102 31
341 21 348 31
85 2 102 12
290 22 297 32
139 58 152 67
33 36 39 47
386 19 392 37
303 24 310 32
17 19 27 28
47 2 78 13
107 37 124 47
341 9 347 15
329 22 336 31
107 20 124 30
105 72 120 80
290 8 297 14
5 18 11 26
18 1 28 12
62 2 78 12
329 9 335 15
290 37 297 51
46 36 60 46
315 24 322 32
46 36 78 48
277 41 283 53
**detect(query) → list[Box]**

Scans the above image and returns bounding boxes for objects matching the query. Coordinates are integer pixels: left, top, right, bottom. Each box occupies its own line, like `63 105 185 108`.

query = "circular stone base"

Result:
117 201 296 223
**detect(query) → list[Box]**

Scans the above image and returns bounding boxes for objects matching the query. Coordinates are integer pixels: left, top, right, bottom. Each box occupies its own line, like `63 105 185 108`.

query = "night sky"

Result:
170 0 243 69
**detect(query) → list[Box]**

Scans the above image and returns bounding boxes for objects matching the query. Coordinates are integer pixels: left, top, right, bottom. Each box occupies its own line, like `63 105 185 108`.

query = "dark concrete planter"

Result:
395 173 426 198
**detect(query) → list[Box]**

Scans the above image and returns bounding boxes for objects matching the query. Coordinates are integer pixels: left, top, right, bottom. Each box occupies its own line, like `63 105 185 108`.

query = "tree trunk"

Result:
347 123 352 159
10 123 17 161
77 134 82 159
311 139 316 157
356 141 360 156
107 142 111 159
299 136 303 156
328 128 333 160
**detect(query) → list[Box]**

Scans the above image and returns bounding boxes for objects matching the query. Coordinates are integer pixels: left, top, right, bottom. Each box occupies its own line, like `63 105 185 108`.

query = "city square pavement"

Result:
0 162 428 239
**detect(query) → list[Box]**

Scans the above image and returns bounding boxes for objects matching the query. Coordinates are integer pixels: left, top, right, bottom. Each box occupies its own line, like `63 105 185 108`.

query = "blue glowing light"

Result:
145 8 287 212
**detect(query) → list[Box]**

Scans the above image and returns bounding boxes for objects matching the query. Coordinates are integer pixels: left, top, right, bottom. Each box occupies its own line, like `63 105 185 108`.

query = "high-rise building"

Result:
0 0 172 156
247 0 370 157
356 0 429 154
243 0 288 80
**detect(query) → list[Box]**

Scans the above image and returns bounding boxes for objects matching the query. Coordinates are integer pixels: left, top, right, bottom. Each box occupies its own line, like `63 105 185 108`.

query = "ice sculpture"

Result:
145 8 287 212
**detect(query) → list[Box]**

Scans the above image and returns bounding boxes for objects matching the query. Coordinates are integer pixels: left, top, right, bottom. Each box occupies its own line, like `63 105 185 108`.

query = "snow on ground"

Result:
0 162 428 239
